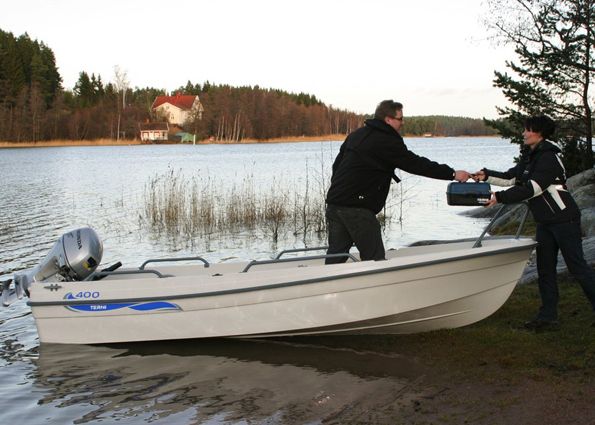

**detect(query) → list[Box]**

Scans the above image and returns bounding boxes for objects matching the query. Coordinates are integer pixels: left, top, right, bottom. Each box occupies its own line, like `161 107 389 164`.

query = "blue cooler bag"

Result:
446 182 491 206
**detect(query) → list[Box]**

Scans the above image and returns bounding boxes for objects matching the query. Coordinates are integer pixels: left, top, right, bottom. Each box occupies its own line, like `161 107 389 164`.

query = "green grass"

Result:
419 277 595 382
296 275 595 384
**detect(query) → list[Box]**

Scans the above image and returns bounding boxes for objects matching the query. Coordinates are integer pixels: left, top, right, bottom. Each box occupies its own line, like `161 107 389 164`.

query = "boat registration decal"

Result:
64 291 100 300
65 301 182 313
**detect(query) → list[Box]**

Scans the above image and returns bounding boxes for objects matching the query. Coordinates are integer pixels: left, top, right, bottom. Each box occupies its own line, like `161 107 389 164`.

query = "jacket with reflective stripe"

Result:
484 140 580 224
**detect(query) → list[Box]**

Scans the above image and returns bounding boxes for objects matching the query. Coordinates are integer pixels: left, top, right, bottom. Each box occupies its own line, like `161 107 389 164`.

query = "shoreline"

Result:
0 134 501 149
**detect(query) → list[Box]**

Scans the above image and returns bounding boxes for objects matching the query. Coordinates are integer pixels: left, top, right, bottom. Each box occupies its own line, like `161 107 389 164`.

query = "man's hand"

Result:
454 170 471 182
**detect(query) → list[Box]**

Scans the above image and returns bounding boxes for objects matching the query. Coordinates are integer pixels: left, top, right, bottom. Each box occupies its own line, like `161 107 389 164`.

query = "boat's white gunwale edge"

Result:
28 240 536 308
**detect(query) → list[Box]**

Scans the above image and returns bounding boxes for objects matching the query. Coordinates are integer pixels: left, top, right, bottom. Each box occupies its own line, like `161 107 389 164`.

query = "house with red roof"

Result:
151 94 204 127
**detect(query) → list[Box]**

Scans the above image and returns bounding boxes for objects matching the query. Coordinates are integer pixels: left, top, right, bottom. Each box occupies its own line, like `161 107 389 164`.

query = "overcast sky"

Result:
1 0 515 118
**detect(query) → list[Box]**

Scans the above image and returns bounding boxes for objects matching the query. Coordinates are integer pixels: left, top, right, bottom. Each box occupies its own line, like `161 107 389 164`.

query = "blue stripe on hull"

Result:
66 301 181 312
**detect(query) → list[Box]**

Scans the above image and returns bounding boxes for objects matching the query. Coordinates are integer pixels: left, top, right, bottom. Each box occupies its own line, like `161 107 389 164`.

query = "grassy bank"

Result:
305 275 594 381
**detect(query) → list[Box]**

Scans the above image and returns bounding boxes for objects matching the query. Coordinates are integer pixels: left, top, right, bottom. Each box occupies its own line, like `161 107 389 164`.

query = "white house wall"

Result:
156 103 189 126
141 130 168 141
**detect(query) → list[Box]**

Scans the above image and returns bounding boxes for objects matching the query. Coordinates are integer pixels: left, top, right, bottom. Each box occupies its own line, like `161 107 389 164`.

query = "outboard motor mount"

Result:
2 227 103 306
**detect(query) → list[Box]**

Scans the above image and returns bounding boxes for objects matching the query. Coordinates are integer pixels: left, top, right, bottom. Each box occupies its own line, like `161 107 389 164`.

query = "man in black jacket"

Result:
325 100 471 264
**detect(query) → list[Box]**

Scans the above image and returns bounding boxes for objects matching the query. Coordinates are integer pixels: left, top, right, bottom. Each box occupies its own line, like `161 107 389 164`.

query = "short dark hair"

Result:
524 115 556 139
374 100 403 120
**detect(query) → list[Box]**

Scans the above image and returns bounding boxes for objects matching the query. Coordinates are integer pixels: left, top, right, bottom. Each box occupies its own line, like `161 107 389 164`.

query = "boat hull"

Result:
28 238 536 344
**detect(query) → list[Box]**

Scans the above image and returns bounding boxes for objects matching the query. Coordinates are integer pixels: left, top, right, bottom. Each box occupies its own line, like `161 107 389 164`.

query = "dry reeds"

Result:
142 163 414 245
142 168 329 244
0 139 144 149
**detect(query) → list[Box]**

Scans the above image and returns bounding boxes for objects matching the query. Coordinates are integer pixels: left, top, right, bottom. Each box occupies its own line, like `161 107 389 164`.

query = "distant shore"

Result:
0 134 499 149
0 136 343 149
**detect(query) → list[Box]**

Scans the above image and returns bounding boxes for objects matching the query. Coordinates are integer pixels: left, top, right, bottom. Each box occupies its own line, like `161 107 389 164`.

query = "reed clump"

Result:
142 164 412 245
142 169 328 243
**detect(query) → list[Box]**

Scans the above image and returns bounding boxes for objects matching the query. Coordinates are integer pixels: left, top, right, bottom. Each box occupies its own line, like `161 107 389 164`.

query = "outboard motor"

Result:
1 227 103 306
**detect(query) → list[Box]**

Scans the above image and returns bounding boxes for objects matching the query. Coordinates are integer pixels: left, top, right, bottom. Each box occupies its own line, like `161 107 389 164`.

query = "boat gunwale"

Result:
27 240 536 308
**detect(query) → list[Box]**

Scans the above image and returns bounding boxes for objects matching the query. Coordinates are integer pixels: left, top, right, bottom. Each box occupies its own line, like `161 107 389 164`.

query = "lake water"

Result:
0 137 518 424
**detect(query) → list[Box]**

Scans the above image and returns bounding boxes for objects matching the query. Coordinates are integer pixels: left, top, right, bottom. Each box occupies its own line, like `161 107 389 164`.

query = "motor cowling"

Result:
3 227 103 305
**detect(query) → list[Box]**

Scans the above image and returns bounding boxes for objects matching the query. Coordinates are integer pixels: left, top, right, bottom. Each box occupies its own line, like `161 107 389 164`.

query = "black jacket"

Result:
485 140 580 224
326 119 455 214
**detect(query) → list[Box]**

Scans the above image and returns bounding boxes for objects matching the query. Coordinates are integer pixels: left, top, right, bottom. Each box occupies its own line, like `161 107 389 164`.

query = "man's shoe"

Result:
523 318 559 331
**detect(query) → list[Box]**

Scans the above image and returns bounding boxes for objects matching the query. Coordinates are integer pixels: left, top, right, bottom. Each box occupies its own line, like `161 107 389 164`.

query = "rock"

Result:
572 183 595 238
566 167 595 191
459 205 499 218
573 183 595 208
491 204 531 230
461 204 531 230
580 207 595 239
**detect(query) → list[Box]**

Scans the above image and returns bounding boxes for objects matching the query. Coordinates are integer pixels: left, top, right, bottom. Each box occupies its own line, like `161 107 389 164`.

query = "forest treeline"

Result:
0 28 496 142
403 115 497 137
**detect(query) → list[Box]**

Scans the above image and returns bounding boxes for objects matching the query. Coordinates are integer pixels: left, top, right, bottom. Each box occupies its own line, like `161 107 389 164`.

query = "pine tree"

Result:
38 43 62 105
0 29 62 140
0 30 27 102
73 71 95 107
485 0 594 174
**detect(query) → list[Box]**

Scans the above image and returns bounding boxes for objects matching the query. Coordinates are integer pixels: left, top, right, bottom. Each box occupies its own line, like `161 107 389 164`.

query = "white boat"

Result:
1 207 535 345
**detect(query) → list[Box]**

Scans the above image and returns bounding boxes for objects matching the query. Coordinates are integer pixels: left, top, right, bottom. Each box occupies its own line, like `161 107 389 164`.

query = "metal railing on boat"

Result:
242 252 358 273
139 256 210 269
84 269 171 281
274 246 330 259
85 256 211 281
472 202 530 248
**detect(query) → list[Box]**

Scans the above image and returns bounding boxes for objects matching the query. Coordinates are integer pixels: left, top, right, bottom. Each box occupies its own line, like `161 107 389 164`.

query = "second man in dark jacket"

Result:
325 99 471 264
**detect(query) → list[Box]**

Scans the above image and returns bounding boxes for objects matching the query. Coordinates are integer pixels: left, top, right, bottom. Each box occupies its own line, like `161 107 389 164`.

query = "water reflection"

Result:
31 339 426 424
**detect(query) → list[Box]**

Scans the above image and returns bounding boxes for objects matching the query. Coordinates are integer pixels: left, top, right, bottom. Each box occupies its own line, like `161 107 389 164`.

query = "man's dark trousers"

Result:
325 204 385 264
